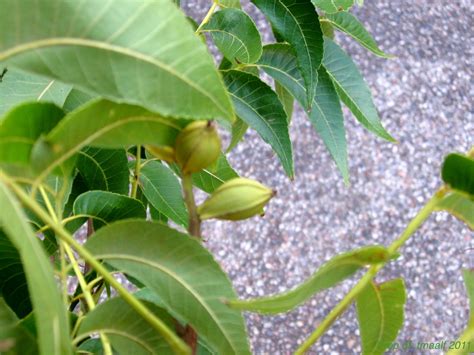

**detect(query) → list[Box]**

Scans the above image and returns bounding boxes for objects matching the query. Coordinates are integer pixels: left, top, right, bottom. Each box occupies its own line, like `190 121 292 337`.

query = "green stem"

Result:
62 240 113 355
182 174 201 238
195 1 217 33
181 173 201 354
295 189 447 354
131 145 142 199
4 177 190 355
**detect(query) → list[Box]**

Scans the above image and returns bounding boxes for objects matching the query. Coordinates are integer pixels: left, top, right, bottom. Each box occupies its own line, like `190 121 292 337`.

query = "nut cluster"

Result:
146 120 275 221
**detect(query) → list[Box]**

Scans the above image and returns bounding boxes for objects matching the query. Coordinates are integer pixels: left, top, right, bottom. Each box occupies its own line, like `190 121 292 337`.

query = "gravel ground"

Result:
184 1 474 353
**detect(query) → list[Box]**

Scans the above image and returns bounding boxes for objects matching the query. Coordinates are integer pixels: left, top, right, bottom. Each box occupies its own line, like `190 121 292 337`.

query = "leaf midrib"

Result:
0 37 229 118
34 115 179 185
96 253 238 353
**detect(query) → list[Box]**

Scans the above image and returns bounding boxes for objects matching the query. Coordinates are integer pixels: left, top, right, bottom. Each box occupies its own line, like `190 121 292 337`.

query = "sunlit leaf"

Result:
435 192 473 230
76 297 174 355
0 0 233 121
0 181 72 354
85 220 250 355
356 278 406 355
313 0 354 13
30 99 185 183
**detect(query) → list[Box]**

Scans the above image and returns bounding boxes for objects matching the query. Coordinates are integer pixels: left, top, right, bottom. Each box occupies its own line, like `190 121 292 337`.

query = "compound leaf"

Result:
323 38 395 142
224 70 294 178
252 0 324 107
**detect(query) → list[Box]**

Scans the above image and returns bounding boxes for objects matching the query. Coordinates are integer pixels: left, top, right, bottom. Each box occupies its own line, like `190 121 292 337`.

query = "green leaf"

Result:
0 298 37 354
0 0 233 122
62 88 94 113
0 102 64 168
256 44 348 182
323 38 395 142
76 147 130 195
0 230 31 318
356 278 406 355
227 118 249 152
447 270 474 354
441 153 474 196
224 70 294 178
72 191 146 229
435 192 474 230
85 220 250 355
252 0 324 107
0 69 71 117
190 154 239 193
139 161 188 227
313 0 354 13
30 99 184 183
76 297 174 355
227 245 390 314
0 181 72 354
217 0 241 8
323 12 393 58
202 9 262 65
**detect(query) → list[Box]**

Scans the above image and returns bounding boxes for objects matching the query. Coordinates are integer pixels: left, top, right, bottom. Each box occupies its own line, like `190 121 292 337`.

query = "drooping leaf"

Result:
227 245 391 314
62 88 94 113
0 230 31 318
256 44 348 182
0 69 71 117
435 192 474 230
441 153 474 196
30 99 185 183
72 191 146 229
227 118 249 152
323 38 395 142
0 102 64 168
76 297 174 355
224 70 294 178
356 278 406 355
323 12 393 58
0 298 37 354
85 220 250 355
252 0 324 107
139 161 188 227
0 0 234 122
202 9 262 65
0 181 72 354
313 0 354 13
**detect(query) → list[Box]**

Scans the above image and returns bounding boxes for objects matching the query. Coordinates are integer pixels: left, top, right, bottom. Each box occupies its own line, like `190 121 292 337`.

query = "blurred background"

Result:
185 0 473 353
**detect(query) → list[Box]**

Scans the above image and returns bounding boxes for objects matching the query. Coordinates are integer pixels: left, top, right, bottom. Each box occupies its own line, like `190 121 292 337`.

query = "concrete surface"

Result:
185 0 473 353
